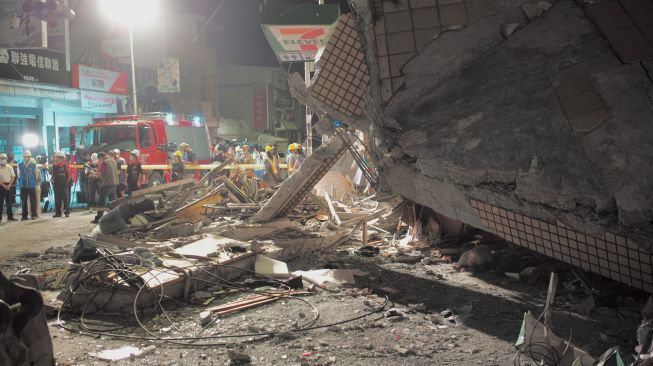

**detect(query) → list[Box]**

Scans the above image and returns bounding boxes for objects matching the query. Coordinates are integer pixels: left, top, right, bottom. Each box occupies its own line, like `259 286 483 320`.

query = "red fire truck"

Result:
76 112 211 185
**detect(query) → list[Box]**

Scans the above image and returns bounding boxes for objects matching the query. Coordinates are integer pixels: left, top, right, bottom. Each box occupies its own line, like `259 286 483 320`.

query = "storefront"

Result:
0 48 126 158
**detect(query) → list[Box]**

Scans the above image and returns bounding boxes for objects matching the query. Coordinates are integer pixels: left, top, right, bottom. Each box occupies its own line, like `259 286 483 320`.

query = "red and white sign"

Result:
80 90 123 113
263 24 335 61
252 83 268 132
72 64 128 94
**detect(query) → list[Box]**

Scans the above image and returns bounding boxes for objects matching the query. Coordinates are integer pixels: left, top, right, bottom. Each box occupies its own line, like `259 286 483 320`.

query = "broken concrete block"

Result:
457 245 493 268
501 23 521 38
253 137 346 222
254 255 289 277
228 350 251 365
199 310 212 326
189 291 213 305
521 1 552 21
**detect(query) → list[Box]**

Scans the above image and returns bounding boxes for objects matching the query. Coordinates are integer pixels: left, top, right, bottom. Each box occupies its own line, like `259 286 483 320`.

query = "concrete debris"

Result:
516 312 597 365
228 350 252 365
93 345 156 362
457 245 493 269
292 269 369 289
520 1 553 21
384 308 407 322
500 23 520 38
254 255 289 277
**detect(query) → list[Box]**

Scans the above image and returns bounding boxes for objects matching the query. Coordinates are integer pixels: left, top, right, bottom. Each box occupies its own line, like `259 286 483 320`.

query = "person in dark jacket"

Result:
171 150 185 181
51 151 70 217
127 149 143 194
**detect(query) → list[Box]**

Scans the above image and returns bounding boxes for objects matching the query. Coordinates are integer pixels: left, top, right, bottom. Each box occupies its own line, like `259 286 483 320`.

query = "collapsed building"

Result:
288 0 653 292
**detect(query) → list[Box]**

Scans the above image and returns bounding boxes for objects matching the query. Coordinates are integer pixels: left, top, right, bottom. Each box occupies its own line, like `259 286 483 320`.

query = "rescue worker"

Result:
127 150 143 194
96 152 118 207
113 149 126 198
66 154 76 209
234 145 243 162
7 154 17 216
287 143 298 175
51 151 70 218
293 143 307 172
241 144 254 164
17 150 39 220
0 152 17 222
179 142 196 163
171 150 185 181
86 153 100 207
263 145 281 185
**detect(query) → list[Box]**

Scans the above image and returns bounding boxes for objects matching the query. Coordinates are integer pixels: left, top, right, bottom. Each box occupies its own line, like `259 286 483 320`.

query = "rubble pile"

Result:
4 131 653 365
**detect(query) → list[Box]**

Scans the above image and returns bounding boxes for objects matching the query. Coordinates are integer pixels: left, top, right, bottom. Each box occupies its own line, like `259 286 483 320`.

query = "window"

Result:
138 125 152 148
80 126 136 150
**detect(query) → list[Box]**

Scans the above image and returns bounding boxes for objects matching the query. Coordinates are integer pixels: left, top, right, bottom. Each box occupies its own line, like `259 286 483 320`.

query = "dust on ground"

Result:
2 242 643 366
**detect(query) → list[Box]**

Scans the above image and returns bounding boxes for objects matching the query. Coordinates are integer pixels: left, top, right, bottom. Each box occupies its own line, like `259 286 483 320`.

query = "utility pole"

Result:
128 23 138 115
40 0 47 47
64 0 71 71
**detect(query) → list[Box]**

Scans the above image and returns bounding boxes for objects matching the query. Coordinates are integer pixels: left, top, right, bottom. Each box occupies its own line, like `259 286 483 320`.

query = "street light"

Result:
22 133 40 148
99 0 160 115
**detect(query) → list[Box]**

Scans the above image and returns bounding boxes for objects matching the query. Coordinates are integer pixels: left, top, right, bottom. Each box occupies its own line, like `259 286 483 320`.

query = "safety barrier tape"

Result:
10 163 288 170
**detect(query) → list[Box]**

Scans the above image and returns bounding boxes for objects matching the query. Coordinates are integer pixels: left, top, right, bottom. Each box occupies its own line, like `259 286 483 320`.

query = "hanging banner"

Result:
0 47 67 85
252 83 268 132
80 90 123 113
72 64 129 94
157 57 180 93
260 4 340 63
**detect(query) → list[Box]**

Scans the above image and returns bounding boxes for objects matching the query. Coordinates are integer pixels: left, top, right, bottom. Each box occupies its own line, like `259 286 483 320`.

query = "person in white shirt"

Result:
0 153 16 222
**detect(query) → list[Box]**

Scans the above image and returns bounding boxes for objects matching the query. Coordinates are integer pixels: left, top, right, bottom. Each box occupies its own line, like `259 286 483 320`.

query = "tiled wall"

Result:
374 0 495 102
587 0 653 64
310 13 370 118
470 199 653 292
553 75 610 132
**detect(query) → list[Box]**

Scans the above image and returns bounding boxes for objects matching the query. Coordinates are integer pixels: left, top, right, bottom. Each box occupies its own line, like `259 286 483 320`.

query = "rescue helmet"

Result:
289 143 297 151
131 149 140 157
179 142 189 149
174 150 183 158
264 145 274 153
0 153 7 159
23 150 32 157
112 148 120 156
54 151 65 157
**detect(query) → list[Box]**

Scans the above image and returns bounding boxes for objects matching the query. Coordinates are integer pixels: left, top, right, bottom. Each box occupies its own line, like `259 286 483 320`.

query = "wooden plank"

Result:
340 209 387 227
175 186 224 223
108 178 195 208
543 272 558 328
323 192 342 225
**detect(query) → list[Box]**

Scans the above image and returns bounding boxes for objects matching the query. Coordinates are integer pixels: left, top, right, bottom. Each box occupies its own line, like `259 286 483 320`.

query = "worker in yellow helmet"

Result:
287 143 298 175
171 150 185 181
263 145 281 185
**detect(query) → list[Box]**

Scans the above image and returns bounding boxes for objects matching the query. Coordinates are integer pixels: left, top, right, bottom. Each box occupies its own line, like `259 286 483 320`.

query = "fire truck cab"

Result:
77 112 211 186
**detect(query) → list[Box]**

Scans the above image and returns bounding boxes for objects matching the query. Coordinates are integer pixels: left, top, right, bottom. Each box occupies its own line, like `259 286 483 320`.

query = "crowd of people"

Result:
0 148 144 223
209 142 306 186
0 140 306 224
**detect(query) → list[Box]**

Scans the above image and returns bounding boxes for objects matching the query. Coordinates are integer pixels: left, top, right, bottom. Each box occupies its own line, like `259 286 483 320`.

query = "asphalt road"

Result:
0 208 96 260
